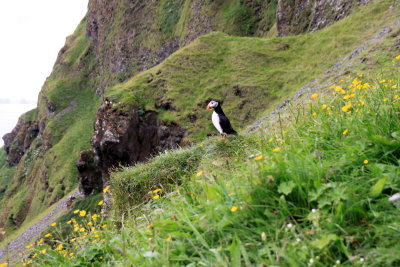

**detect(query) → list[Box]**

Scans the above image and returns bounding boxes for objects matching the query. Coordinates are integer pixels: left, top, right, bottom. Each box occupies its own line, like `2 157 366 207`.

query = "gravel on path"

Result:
0 190 83 264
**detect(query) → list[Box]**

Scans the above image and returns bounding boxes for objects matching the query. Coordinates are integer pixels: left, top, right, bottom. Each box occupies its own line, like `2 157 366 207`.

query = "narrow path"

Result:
0 190 83 263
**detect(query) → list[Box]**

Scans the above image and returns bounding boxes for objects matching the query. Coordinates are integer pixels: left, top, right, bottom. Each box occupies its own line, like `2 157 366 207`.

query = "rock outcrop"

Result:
276 0 372 36
77 100 187 195
2 116 39 166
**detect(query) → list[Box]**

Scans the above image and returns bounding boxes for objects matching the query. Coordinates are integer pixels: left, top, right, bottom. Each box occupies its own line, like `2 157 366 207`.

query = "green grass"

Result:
0 149 15 203
105 0 399 141
20 69 400 266
158 0 185 35
2 0 400 264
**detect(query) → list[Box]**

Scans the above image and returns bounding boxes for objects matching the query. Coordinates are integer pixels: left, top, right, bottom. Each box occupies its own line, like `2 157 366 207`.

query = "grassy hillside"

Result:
0 0 396 241
17 67 400 266
0 149 16 204
105 0 398 141
11 0 400 264
0 20 100 234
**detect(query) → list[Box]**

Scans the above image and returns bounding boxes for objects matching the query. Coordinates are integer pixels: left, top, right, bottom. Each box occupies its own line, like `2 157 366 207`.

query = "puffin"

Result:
206 100 237 139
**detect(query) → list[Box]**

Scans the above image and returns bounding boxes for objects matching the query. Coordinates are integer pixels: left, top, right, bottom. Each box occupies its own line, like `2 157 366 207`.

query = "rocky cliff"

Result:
0 0 382 233
276 0 372 36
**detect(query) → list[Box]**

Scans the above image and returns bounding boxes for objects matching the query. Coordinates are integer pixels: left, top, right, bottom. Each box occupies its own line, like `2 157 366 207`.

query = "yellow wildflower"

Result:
103 185 110 193
37 239 44 245
80 228 85 232
153 195 160 199
196 171 203 176
25 244 32 249
166 235 172 241
66 220 72 224
343 94 352 100
383 98 389 102
363 160 369 164
228 193 235 197
98 200 104 206
268 138 273 142
362 83 370 89
230 206 238 212
272 147 281 152
44 233 52 238
70 238 76 242
392 85 397 89
254 156 263 161
342 105 351 112
32 253 38 258
311 93 319 99
321 104 327 110
312 112 317 117
69 252 75 257
0 263 8 267
79 210 87 217
73 209 80 214
152 188 162 194
334 86 343 92
88 222 93 226
380 80 386 83
56 244 63 251
51 222 57 227
327 107 331 111
92 214 99 220
40 249 47 254
102 224 107 229
394 95 399 100
343 129 349 135
395 55 400 60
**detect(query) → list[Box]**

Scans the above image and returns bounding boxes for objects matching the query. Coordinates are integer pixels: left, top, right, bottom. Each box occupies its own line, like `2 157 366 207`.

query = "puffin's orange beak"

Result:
206 105 212 111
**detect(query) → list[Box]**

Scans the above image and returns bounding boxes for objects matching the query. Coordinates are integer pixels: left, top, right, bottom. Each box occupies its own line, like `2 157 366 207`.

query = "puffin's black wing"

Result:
219 114 237 135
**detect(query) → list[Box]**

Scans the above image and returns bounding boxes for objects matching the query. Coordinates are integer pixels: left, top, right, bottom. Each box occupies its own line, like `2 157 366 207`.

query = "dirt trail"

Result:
0 190 82 264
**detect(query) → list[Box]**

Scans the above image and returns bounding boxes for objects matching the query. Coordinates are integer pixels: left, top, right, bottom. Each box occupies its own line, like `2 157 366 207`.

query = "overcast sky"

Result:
0 0 88 147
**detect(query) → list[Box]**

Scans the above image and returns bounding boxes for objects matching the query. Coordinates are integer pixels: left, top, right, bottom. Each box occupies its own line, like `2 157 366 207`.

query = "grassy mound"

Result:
17 66 400 265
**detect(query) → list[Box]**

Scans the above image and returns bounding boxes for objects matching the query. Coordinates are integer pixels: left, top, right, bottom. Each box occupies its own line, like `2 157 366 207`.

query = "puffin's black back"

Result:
214 105 237 135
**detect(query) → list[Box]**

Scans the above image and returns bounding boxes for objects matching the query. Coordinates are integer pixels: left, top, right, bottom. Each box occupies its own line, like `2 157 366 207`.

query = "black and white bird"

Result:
206 100 237 139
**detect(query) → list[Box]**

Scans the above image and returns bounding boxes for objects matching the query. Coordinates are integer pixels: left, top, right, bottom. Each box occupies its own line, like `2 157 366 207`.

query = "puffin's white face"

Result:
206 100 219 110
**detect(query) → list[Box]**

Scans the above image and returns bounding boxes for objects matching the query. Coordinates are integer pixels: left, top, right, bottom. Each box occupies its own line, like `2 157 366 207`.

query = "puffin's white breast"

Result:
212 111 223 134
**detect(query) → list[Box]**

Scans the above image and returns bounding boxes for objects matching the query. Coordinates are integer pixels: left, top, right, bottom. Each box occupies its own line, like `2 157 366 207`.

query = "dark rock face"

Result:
77 101 187 196
76 150 103 195
2 118 39 166
276 0 371 36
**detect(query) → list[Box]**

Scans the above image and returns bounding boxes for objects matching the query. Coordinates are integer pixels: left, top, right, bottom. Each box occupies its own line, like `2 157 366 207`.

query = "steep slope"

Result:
0 21 100 234
0 0 281 235
0 0 396 244
105 0 398 141
20 42 400 267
